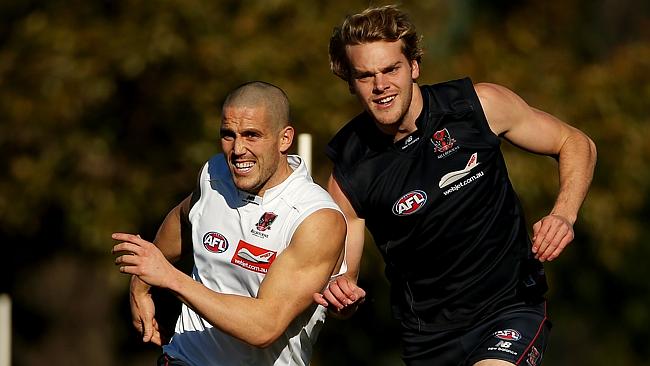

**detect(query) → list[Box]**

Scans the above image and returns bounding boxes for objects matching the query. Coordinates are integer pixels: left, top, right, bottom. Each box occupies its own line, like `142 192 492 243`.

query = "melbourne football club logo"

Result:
256 212 277 231
526 346 541 366
392 190 427 216
431 128 456 153
202 231 229 253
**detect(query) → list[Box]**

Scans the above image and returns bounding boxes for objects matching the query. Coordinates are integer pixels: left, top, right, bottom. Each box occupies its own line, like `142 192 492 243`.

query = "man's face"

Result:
220 105 288 195
346 40 420 132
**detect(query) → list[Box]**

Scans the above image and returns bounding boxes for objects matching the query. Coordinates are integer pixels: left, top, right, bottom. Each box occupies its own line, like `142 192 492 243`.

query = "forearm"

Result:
130 274 152 294
166 270 291 348
551 130 597 224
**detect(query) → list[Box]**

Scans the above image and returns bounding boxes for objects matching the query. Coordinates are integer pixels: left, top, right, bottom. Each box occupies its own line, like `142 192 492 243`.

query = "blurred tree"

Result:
0 0 648 365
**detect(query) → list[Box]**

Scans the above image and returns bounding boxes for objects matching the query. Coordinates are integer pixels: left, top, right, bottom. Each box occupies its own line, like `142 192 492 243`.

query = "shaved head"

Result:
222 81 291 132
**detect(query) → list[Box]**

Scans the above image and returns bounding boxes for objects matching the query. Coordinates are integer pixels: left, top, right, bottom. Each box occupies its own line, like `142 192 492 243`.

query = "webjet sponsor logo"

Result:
202 231 229 253
440 153 484 195
231 240 277 274
392 190 427 216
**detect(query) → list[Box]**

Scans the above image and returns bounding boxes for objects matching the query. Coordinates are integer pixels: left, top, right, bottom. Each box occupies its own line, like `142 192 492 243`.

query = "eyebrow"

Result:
219 126 264 136
352 61 402 77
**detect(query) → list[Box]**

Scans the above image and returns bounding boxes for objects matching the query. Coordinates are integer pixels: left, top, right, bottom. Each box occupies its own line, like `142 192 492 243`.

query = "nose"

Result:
233 137 247 155
373 73 389 93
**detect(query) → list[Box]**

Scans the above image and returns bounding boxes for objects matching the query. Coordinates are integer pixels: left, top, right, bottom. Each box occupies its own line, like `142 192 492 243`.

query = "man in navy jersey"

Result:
314 5 596 366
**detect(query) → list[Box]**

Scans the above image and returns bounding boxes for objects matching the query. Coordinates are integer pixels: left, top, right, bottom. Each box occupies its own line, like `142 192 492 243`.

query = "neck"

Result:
256 157 293 197
376 83 424 142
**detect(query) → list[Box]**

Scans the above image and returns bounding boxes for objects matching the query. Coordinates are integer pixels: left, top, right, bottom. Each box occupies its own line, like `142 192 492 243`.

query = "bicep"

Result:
256 208 346 322
476 82 573 156
154 194 192 263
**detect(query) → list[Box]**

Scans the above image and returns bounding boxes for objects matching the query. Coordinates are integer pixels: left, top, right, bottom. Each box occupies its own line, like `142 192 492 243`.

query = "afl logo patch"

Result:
392 190 427 216
203 231 229 253
494 329 521 341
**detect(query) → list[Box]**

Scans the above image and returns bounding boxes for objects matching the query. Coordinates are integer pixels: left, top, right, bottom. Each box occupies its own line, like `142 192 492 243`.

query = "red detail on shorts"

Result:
515 302 547 365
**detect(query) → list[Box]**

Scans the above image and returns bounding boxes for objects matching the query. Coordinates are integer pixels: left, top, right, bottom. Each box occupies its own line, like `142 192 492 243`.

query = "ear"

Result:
411 59 420 80
279 125 294 153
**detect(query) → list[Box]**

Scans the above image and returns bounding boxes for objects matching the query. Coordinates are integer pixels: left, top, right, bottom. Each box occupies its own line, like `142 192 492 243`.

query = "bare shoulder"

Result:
474 82 533 136
298 207 346 235
474 82 529 110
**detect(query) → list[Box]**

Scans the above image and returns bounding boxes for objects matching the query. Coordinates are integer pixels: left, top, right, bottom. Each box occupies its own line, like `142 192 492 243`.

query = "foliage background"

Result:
1 0 649 365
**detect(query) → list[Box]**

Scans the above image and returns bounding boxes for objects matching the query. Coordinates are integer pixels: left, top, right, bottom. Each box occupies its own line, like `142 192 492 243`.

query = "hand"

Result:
129 276 163 345
532 214 575 262
313 275 366 317
112 232 178 289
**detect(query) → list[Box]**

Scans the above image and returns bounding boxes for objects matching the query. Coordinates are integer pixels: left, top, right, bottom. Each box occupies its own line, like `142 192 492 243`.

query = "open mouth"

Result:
375 95 396 106
233 161 255 174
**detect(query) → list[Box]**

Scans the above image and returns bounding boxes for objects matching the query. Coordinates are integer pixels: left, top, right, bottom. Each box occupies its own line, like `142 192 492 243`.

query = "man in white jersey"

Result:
112 81 346 365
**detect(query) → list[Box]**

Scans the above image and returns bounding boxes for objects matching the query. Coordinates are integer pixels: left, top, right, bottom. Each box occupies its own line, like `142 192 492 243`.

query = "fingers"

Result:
111 233 155 274
322 277 366 311
546 234 573 261
142 315 155 342
354 286 367 301
328 277 354 303
323 288 346 310
112 232 148 244
114 250 143 275
150 330 163 346
532 215 574 262
112 242 141 255
313 293 329 307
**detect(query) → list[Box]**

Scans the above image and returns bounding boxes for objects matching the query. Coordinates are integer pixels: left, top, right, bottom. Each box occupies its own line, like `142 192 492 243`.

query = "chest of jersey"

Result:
364 115 502 228
190 182 296 297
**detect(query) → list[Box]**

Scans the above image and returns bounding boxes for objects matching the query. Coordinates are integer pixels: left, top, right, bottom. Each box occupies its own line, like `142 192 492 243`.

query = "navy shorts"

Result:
157 353 190 366
401 301 551 366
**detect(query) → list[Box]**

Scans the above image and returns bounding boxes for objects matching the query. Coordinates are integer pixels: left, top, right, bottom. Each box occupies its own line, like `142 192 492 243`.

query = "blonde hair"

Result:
329 5 423 82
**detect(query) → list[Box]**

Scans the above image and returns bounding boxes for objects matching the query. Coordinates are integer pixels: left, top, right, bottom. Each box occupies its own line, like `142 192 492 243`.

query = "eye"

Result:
386 66 399 74
220 129 235 141
242 131 262 140
354 72 373 82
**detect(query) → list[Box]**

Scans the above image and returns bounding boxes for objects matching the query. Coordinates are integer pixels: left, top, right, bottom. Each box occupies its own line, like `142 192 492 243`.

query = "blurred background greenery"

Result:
1 0 649 365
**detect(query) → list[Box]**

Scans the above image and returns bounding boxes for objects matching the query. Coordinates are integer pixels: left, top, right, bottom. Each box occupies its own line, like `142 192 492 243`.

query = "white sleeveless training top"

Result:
163 154 343 366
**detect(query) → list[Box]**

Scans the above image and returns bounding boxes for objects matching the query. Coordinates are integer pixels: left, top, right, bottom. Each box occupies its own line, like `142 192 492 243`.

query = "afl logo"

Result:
494 329 522 341
203 232 229 253
392 190 427 216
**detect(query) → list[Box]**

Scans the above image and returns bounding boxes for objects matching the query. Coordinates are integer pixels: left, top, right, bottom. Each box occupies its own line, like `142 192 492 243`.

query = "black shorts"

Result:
401 301 551 366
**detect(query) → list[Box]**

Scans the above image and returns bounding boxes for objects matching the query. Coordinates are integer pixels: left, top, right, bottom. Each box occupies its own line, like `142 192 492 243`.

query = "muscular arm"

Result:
313 174 367 316
152 195 193 263
328 175 366 282
126 195 192 344
476 82 597 261
130 194 192 292
114 207 346 348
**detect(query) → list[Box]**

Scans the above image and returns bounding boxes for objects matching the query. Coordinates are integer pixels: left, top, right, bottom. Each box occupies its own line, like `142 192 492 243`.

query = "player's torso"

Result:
189 156 302 296
356 88 509 272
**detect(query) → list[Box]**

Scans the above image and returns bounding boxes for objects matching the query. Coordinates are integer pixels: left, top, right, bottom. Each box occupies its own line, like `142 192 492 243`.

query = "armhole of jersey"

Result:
286 204 343 243
463 77 501 147
187 162 206 219
285 204 347 278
